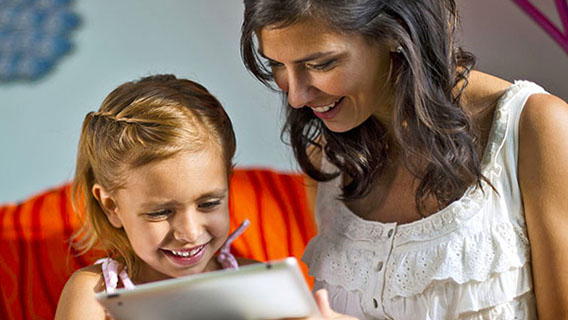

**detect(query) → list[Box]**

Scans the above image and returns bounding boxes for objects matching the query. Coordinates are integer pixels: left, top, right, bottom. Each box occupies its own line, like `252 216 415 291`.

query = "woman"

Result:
240 0 568 319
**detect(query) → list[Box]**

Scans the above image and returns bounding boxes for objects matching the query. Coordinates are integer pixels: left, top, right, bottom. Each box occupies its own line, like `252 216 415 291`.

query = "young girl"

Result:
55 74 252 319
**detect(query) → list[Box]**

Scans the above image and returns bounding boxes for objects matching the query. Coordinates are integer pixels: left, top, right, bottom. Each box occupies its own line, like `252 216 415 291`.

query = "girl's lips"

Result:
312 97 344 120
161 243 208 267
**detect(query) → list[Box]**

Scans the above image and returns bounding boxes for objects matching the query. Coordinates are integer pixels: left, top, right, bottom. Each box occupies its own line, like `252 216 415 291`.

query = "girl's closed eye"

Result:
198 199 222 211
145 209 173 221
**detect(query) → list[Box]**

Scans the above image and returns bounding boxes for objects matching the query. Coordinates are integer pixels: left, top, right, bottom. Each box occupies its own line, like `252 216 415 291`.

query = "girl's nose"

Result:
172 211 202 243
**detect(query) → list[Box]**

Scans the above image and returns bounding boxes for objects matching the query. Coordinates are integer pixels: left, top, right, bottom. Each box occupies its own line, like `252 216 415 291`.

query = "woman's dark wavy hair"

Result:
241 0 483 213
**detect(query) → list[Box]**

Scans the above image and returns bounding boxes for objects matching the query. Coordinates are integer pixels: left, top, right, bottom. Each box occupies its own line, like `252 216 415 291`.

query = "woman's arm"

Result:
54 265 108 320
518 93 568 319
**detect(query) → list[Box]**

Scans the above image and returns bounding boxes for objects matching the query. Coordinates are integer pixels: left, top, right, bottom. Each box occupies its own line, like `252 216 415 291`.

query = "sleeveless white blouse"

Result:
302 81 546 319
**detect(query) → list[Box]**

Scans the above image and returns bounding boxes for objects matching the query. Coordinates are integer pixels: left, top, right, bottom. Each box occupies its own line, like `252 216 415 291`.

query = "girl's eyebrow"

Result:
258 50 336 64
138 200 180 213
138 189 227 210
195 189 228 202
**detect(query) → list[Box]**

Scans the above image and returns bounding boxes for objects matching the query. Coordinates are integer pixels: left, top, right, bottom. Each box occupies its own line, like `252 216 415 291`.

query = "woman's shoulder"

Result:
458 71 513 148
519 91 568 142
54 264 107 320
464 71 567 125
461 71 513 114
522 91 568 119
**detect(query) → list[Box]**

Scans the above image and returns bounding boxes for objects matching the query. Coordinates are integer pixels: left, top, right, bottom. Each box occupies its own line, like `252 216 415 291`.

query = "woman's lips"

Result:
312 97 344 120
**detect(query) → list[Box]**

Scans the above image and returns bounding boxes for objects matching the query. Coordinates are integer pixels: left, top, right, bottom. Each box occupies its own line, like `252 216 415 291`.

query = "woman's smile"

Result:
310 97 344 120
259 18 394 132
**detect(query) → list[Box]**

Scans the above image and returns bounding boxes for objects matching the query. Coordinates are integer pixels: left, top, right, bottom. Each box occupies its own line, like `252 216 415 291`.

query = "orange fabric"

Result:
0 168 316 320
228 169 317 287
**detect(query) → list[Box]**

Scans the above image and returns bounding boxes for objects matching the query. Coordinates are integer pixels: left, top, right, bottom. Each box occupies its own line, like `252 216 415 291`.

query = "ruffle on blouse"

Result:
457 293 536 320
386 264 533 318
304 233 378 292
384 220 530 299
304 215 532 315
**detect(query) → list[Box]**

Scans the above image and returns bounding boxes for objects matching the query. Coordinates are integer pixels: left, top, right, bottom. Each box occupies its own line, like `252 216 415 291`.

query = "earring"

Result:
395 45 403 53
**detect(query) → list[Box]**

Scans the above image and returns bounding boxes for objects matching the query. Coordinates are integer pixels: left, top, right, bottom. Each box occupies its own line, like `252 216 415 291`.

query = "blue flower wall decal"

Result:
0 0 80 81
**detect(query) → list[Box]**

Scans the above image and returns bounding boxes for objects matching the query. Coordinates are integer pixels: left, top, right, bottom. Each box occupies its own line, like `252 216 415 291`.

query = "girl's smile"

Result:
161 243 209 267
99 149 231 283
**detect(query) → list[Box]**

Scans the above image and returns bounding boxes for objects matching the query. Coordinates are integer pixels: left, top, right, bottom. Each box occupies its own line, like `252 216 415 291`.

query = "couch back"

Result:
0 168 316 320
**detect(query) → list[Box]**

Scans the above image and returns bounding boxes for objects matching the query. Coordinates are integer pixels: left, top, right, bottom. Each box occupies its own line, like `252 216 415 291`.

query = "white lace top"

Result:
302 81 547 319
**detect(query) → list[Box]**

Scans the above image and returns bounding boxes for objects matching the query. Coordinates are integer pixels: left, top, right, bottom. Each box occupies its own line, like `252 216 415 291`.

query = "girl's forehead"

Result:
116 150 228 205
127 150 224 184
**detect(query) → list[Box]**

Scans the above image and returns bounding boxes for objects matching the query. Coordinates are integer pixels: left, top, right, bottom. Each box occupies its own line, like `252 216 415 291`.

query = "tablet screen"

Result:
96 257 319 320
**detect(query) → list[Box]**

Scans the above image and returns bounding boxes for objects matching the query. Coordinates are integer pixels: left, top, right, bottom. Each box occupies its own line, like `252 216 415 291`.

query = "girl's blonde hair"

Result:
71 74 236 279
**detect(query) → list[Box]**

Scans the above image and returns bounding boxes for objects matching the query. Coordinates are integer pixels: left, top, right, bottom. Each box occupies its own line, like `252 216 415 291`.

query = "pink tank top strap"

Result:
216 219 250 270
96 258 136 293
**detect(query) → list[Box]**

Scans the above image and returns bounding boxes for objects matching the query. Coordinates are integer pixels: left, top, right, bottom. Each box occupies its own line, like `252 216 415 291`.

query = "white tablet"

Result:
95 257 320 320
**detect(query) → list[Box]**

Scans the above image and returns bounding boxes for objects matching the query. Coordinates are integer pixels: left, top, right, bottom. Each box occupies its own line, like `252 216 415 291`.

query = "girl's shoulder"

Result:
66 264 106 293
54 264 107 320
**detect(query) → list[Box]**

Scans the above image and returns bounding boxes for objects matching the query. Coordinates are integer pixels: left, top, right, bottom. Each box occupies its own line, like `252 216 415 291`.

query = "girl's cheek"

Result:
211 211 231 236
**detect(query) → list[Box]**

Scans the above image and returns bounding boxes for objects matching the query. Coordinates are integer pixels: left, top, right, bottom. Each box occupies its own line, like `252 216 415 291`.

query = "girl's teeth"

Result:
171 246 201 257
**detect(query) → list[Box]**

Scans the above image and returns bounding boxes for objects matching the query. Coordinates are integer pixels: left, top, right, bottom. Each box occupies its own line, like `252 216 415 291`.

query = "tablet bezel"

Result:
96 257 319 320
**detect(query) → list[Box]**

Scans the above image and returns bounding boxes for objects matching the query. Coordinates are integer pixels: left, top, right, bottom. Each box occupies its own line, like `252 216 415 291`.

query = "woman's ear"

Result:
92 183 123 228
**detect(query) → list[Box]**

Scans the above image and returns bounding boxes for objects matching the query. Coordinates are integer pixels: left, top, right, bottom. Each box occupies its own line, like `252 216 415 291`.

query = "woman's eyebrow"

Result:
258 50 336 64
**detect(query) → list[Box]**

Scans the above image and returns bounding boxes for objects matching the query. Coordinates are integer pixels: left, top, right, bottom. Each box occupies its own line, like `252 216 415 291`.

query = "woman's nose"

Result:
277 69 316 109
172 211 202 243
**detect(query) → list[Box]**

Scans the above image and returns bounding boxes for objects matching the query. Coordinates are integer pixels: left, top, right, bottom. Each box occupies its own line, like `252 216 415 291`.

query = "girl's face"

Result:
259 18 394 133
101 149 230 283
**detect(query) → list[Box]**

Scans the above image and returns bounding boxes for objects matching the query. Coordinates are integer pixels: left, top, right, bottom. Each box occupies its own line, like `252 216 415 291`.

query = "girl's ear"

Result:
92 183 123 228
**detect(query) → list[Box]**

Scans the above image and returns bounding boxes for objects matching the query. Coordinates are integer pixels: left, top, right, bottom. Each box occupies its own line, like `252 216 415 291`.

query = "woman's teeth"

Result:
312 99 340 113
170 246 202 257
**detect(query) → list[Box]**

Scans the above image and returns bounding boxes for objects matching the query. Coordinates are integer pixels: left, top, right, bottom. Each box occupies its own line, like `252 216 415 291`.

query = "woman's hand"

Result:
313 289 359 319
282 289 359 320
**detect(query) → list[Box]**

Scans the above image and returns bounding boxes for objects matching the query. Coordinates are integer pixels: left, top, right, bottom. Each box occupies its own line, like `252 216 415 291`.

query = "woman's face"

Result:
259 18 394 133
99 149 230 283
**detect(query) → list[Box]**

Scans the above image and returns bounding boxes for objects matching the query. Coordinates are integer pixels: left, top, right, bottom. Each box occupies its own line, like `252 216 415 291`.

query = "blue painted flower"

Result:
0 0 80 81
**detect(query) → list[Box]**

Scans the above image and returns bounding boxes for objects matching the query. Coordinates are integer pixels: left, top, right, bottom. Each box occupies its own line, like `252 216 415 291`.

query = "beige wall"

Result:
0 1 566 203
458 0 567 100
